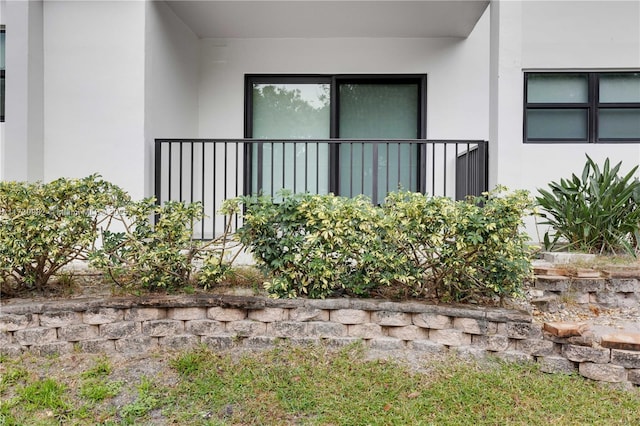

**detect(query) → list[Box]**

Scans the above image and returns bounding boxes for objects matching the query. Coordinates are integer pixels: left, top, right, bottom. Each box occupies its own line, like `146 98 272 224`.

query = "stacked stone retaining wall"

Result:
1 295 639 388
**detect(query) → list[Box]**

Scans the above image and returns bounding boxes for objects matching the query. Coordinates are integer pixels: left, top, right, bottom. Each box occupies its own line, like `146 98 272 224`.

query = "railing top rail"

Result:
155 138 488 145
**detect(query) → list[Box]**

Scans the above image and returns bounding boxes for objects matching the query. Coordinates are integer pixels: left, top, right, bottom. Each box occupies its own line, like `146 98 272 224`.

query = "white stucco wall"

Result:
490 0 640 240
144 0 199 197
492 0 640 191
43 0 146 198
1 0 43 182
198 8 490 141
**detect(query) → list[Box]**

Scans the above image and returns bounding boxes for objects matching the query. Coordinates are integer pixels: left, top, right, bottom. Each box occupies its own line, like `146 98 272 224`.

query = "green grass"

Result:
1 344 639 425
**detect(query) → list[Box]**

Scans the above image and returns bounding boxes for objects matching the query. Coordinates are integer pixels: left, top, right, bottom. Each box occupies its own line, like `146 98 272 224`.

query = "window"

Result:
245 75 426 203
1 27 5 122
524 72 640 143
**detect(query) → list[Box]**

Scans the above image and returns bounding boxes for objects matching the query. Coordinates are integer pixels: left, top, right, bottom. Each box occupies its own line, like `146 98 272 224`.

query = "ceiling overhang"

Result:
165 0 490 39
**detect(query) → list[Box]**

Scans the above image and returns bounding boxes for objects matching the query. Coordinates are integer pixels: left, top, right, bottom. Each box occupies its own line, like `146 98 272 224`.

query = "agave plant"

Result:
536 155 640 255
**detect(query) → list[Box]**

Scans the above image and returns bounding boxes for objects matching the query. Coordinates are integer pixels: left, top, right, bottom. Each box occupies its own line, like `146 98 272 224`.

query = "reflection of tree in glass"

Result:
339 84 418 139
253 85 330 139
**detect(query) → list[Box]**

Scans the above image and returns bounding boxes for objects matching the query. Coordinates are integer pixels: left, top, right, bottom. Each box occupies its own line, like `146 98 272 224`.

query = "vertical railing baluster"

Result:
179 142 184 201
201 142 205 239
212 142 217 237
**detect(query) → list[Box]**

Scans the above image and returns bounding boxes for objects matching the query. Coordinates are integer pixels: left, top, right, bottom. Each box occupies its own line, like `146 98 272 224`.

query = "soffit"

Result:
165 0 490 38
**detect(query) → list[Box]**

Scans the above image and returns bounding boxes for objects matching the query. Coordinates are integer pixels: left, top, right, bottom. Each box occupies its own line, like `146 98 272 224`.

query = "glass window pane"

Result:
339 84 418 138
527 109 588 139
527 74 588 104
599 73 640 103
599 109 640 139
251 83 330 196
339 83 419 202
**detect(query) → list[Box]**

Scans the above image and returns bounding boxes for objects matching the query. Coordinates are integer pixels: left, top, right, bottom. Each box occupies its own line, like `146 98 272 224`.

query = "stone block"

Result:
30 342 74 356
494 351 533 364
0 331 13 345
500 322 543 339
100 321 141 339
201 335 236 350
369 338 405 350
185 319 225 336
142 320 184 337
543 321 588 338
289 307 329 322
579 362 627 383
76 339 116 353
562 344 610 363
412 313 451 330
450 346 487 360
167 307 207 321
244 336 279 348
14 327 57 346
407 340 447 354
371 311 411 326
226 320 267 337
207 307 246 321
618 293 638 309
159 334 201 350
83 308 123 325
537 356 577 374
606 278 639 293
0 344 23 357
306 322 348 338
387 325 428 341
601 332 640 351
323 337 362 348
570 279 604 293
330 309 370 325
348 323 383 339
429 329 471 347
611 349 640 369
453 318 496 335
57 324 100 341
248 308 288 323
516 339 556 356
472 334 510 352
267 321 307 338
0 313 39 331
592 292 620 308
124 308 167 321
39 311 83 327
535 277 570 292
628 369 640 385
304 299 351 310
115 336 158 353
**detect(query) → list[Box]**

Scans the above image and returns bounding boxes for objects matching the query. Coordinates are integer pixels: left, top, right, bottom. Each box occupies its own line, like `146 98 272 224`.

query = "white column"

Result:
488 0 522 190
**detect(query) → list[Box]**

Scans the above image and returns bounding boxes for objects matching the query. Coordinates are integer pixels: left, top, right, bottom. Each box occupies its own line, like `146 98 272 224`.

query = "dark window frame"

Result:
1 27 5 123
244 74 428 195
524 71 640 144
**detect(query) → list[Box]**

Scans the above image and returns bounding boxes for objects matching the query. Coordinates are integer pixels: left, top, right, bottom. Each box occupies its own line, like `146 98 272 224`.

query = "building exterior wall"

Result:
42 0 146 198
490 0 640 236
144 0 200 198
197 8 490 141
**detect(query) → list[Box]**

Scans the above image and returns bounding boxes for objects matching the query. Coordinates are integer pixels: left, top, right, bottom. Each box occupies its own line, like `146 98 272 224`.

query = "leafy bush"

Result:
537 155 640 255
236 193 418 298
385 188 534 302
236 189 533 301
0 175 128 293
89 198 241 291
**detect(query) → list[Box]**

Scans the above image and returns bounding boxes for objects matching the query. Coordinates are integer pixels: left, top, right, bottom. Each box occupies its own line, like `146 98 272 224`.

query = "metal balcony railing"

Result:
154 139 488 239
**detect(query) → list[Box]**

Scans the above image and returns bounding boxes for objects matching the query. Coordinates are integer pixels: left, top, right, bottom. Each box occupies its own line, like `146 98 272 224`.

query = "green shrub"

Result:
235 189 533 302
536 155 640 255
0 174 128 293
384 187 534 302
89 198 241 291
236 193 418 298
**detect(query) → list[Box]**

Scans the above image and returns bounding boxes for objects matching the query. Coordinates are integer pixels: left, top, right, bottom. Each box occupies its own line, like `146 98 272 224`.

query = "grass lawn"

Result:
1 343 639 425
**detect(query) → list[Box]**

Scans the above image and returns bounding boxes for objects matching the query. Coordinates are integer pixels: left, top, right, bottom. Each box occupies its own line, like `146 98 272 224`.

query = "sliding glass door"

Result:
246 75 426 203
